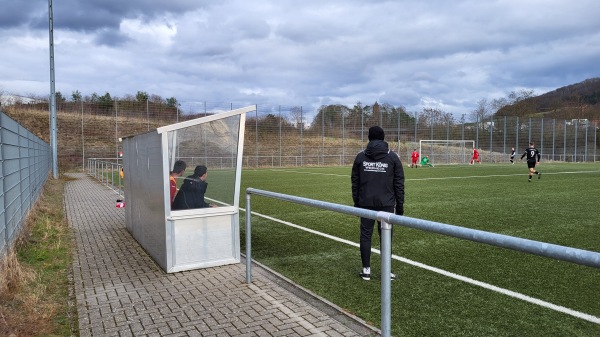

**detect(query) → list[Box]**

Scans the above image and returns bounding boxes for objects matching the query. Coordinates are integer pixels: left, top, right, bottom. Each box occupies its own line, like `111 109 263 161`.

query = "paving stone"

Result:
65 173 378 336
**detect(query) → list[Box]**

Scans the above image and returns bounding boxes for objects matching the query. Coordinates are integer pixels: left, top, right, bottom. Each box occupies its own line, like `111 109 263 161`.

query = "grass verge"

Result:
0 176 75 336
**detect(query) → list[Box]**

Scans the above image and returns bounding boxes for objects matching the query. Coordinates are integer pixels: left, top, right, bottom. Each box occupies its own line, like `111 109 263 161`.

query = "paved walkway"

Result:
65 173 379 337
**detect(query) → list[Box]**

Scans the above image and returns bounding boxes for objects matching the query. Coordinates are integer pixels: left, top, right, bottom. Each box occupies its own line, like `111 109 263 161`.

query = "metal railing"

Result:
244 188 600 337
86 158 124 197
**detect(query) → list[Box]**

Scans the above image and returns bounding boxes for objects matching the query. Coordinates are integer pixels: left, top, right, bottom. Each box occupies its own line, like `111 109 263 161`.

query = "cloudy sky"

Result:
1 0 599 115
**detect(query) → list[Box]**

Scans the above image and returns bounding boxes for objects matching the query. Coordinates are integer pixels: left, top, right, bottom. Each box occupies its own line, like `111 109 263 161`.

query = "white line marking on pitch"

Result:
267 169 600 181
268 169 349 177
409 170 600 181
244 209 600 324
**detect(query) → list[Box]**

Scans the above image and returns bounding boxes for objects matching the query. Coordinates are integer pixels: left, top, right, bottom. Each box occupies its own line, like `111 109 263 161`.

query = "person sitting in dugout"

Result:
172 165 214 210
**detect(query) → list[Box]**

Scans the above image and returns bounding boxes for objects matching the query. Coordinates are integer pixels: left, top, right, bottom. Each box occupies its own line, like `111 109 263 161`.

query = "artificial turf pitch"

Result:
239 162 600 336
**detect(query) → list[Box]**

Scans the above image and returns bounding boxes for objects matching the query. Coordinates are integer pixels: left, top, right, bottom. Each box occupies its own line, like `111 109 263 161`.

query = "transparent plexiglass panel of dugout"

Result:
167 115 241 209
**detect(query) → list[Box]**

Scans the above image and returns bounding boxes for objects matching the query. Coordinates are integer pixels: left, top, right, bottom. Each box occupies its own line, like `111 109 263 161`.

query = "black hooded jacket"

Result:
351 140 404 209
171 175 209 210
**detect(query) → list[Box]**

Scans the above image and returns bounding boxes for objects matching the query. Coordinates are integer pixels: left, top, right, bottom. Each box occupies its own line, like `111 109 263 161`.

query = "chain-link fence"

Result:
0 111 51 256
4 101 599 170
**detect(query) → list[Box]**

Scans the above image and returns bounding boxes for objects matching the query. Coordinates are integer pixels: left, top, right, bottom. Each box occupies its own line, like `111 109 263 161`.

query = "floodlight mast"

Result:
48 0 58 178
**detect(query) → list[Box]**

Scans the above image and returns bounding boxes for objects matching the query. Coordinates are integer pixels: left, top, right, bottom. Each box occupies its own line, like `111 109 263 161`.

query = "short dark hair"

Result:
194 165 207 177
172 160 186 174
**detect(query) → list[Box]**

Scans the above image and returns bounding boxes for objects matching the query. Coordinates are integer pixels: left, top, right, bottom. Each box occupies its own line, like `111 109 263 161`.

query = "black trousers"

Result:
359 206 395 268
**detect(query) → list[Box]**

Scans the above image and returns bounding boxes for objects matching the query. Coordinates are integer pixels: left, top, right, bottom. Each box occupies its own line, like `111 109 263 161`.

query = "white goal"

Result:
418 140 475 165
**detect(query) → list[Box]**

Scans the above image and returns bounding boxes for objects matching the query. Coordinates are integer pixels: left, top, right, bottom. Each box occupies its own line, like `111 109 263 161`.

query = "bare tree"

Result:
442 112 455 125
288 106 304 129
491 97 508 113
492 89 536 116
470 98 492 126
149 94 164 104
121 94 136 102
508 89 535 104
418 107 447 127
0 86 5 107
23 92 44 102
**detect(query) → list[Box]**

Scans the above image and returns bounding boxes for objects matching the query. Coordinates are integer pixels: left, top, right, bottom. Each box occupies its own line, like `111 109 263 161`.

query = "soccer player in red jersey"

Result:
411 149 419 168
470 148 481 165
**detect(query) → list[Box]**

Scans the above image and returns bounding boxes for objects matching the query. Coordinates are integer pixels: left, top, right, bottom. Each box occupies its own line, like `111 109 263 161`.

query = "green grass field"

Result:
239 162 600 336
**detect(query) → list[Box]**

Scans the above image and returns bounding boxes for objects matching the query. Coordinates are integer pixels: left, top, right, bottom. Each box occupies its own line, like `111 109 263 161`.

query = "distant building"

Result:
565 119 589 126
0 94 42 106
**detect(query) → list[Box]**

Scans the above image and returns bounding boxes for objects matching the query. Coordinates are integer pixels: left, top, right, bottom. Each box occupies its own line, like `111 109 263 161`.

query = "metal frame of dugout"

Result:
122 105 253 273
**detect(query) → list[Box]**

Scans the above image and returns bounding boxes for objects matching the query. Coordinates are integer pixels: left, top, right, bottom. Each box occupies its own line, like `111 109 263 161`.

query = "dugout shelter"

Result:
121 105 253 273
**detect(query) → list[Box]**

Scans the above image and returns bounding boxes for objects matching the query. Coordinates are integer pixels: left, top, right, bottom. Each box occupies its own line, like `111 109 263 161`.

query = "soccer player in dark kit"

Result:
509 147 516 164
520 142 541 182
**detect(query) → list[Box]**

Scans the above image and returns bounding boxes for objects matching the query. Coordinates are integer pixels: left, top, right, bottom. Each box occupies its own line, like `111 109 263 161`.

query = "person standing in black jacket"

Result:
172 165 214 210
351 126 405 281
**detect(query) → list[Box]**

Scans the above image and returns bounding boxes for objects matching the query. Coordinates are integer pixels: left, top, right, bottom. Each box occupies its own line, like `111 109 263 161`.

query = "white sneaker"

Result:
359 271 371 281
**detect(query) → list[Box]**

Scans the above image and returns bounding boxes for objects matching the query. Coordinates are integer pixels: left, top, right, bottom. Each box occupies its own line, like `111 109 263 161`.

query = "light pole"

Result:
48 0 58 178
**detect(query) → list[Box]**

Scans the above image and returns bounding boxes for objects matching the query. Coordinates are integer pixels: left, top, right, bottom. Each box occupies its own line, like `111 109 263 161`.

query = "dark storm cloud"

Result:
0 1 45 28
2 0 599 114
94 28 132 47
1 0 207 31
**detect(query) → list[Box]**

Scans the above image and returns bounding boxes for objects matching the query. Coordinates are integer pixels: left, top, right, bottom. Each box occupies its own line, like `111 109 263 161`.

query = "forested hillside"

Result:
496 78 600 119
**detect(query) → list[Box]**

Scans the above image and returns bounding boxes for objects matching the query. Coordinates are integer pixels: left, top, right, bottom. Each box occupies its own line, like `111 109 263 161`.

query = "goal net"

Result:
418 140 475 165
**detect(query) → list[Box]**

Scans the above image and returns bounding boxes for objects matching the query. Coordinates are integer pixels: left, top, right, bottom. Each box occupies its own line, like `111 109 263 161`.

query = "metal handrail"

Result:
244 188 600 337
87 158 124 197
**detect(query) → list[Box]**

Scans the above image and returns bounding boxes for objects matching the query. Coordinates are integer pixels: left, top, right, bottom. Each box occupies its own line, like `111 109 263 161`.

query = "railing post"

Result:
111 163 115 190
379 213 392 337
245 192 252 284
